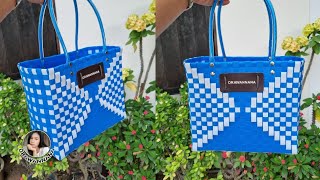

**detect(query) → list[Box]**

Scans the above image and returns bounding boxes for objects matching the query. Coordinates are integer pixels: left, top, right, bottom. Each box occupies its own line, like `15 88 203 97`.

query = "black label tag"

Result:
77 63 105 88
219 73 264 92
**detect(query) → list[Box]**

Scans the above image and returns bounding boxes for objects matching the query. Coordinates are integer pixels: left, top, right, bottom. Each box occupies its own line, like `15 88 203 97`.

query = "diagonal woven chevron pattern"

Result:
18 46 126 160
184 57 304 154
96 52 126 117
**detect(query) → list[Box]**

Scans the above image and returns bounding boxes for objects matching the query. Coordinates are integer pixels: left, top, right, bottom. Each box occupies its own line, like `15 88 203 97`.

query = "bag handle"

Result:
209 0 277 61
38 0 107 66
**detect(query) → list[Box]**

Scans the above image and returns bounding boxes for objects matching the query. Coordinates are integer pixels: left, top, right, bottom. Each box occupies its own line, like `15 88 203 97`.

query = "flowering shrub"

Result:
125 0 155 51
282 18 320 56
156 84 223 180
0 74 30 172
26 158 69 179
94 94 163 179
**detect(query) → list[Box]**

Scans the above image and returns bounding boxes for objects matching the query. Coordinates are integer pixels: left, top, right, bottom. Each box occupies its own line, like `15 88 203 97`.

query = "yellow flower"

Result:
133 19 147 32
288 41 301 53
302 24 315 36
314 18 320 31
296 36 309 47
125 82 137 92
142 12 156 25
126 14 139 30
149 0 156 14
122 68 130 80
281 36 294 50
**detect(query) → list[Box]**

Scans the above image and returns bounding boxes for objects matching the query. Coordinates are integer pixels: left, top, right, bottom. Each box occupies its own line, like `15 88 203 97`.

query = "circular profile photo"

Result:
23 130 51 158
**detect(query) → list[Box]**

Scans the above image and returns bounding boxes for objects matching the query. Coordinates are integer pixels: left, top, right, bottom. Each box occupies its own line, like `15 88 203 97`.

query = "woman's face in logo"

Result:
29 132 40 148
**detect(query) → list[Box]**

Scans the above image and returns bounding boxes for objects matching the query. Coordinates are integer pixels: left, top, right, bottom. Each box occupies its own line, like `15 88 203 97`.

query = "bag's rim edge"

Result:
17 45 121 69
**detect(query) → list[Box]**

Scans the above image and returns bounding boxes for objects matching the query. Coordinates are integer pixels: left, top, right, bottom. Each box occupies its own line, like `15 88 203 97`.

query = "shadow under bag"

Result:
18 0 126 160
184 0 304 154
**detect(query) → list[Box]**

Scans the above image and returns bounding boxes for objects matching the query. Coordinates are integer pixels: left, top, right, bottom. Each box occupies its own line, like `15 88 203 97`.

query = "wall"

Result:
54 0 155 100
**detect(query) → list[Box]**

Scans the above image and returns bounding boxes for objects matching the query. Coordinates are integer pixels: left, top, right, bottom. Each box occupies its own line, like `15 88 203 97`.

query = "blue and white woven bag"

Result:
184 0 304 154
17 0 126 160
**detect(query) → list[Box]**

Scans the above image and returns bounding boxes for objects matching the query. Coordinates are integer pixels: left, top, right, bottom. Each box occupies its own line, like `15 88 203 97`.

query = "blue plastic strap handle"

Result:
210 0 277 60
73 0 79 52
38 0 108 65
38 0 79 65
216 0 276 58
208 0 220 58
86 0 107 53
38 0 48 66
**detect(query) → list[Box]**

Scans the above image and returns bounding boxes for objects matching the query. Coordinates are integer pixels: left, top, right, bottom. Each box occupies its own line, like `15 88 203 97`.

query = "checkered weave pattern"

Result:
184 57 304 154
96 52 126 117
18 46 125 160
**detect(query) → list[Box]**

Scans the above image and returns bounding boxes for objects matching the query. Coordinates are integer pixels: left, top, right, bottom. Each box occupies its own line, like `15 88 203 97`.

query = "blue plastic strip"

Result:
48 0 70 63
38 0 47 67
73 0 79 52
217 0 225 58
87 0 107 52
38 0 108 65
209 0 219 58
211 0 277 60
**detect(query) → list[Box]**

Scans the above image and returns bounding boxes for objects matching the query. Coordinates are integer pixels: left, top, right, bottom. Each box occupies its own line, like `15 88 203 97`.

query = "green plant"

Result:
94 95 163 179
125 0 156 97
29 158 69 179
65 141 102 180
214 152 254 180
156 84 221 180
125 0 155 51
0 74 30 166
300 93 320 124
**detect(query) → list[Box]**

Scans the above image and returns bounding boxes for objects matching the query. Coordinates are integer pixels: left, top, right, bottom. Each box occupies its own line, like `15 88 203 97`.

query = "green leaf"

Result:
308 40 317 48
126 154 133 162
312 35 320 43
125 39 132 45
233 161 240 168
146 30 155 35
141 30 148 37
313 44 320 54
313 103 318 111
213 160 221 168
281 168 288 178
89 145 96 152
133 43 137 52
285 51 295 56
300 51 309 56
129 30 140 39
91 156 98 163
298 170 303 179
303 98 314 106
245 160 252 167
77 145 84 152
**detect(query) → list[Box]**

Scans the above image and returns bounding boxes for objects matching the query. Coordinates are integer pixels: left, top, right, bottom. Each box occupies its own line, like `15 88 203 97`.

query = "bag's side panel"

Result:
18 65 59 157
184 57 304 154
48 47 125 160
18 46 126 160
